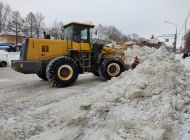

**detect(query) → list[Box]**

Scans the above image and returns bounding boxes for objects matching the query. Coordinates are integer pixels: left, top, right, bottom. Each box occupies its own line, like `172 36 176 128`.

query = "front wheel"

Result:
98 57 125 81
36 72 48 81
92 71 99 77
46 56 79 87
91 64 99 76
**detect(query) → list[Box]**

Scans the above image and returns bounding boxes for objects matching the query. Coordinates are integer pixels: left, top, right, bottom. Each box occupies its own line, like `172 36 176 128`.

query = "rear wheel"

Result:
98 57 125 81
0 61 7 67
46 56 79 87
36 72 48 81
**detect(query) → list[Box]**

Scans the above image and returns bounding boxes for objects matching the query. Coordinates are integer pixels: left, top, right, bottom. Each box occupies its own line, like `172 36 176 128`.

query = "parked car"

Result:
0 59 8 67
0 50 9 67
0 43 14 52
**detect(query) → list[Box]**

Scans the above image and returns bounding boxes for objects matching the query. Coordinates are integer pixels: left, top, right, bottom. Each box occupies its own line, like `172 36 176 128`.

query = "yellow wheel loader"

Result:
11 22 139 87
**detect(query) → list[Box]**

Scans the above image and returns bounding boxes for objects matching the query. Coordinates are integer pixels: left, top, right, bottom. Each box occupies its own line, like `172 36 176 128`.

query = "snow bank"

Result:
5 46 189 140
69 46 189 140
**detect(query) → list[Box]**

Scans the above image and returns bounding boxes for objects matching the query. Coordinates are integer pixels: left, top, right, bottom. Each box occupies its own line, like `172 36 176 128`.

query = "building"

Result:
0 32 29 52
0 32 28 44
158 35 183 49
137 38 163 49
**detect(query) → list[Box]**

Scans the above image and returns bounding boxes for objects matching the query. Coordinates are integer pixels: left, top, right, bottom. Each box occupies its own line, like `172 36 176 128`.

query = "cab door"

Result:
64 26 73 50
67 40 72 50
79 28 91 51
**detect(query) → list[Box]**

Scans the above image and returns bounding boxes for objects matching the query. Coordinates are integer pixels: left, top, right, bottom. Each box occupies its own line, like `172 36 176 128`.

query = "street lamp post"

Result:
164 21 178 53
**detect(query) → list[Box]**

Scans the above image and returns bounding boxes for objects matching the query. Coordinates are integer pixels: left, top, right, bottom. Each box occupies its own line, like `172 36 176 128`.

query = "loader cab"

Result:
63 22 95 43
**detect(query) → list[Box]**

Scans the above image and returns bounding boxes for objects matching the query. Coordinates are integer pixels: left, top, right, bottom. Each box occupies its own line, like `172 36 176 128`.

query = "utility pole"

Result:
16 12 18 46
174 31 177 53
165 21 178 53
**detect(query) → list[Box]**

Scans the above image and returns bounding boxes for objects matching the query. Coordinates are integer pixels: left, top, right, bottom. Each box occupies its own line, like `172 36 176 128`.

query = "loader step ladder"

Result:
79 52 91 72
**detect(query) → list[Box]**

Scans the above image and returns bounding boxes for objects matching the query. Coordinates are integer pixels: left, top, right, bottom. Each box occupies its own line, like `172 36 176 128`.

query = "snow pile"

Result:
74 46 189 140
124 45 158 63
4 46 190 140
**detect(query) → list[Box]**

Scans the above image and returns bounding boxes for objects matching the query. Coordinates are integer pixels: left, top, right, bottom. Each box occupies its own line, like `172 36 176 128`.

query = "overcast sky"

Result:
1 0 190 38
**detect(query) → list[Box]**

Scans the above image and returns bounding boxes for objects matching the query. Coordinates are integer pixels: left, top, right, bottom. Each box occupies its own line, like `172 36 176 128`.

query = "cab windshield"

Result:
63 25 90 43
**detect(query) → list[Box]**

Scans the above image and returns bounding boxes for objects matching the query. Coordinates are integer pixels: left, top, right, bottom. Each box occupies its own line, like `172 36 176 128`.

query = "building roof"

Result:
0 32 28 37
63 22 95 28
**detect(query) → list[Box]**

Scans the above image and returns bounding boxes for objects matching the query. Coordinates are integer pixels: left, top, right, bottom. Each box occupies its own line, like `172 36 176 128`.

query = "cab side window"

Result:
73 27 81 42
64 26 73 40
81 29 88 40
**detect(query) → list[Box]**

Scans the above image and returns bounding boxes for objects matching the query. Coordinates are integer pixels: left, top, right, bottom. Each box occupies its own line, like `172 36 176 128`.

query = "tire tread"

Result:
46 56 79 87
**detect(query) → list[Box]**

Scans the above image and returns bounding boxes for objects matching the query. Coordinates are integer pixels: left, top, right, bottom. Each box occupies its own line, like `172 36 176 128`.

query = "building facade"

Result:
0 33 28 44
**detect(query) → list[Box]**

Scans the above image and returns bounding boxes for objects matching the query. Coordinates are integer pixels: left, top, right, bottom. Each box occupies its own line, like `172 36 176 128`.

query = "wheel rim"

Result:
107 63 121 77
57 65 73 80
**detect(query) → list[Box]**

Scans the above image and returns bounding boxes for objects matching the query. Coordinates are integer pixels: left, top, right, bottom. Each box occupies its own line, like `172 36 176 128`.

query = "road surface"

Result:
0 67 105 140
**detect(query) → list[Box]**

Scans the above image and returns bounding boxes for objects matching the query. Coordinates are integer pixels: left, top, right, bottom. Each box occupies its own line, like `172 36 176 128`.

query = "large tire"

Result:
36 72 48 81
91 64 99 76
92 71 99 77
98 57 125 81
46 56 79 87
0 61 7 67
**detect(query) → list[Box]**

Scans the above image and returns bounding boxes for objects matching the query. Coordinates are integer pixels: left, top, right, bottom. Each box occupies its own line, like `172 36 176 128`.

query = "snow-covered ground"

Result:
0 46 190 140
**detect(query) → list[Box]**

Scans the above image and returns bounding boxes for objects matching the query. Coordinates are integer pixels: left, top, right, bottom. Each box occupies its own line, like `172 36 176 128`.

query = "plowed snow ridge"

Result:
30 46 190 140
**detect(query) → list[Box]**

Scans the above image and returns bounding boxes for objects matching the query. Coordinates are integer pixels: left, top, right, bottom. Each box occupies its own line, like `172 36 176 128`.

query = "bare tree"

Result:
35 13 45 38
96 24 107 40
184 30 190 53
106 26 122 42
0 2 11 32
128 33 140 41
96 24 123 42
48 20 64 40
7 11 24 45
120 34 130 42
24 12 37 37
0 2 47 41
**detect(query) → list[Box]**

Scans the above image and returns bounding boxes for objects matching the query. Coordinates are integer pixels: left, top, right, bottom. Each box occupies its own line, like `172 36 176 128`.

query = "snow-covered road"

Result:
0 68 106 140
